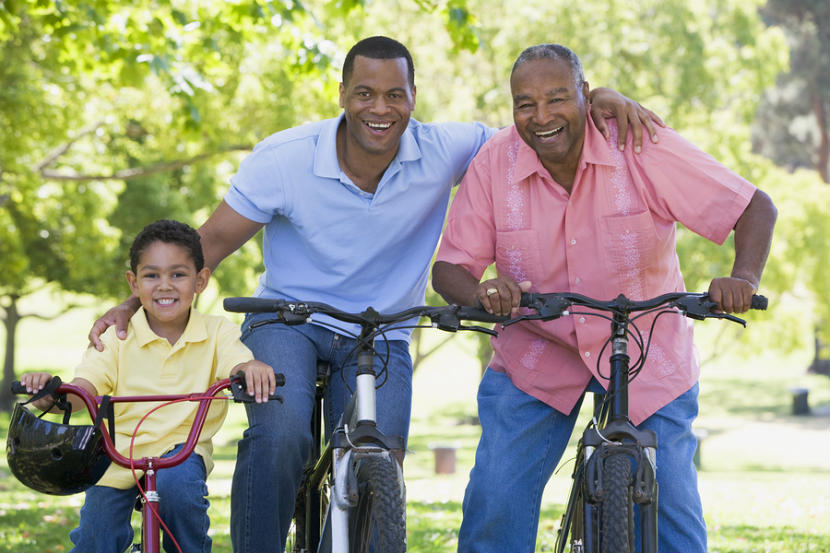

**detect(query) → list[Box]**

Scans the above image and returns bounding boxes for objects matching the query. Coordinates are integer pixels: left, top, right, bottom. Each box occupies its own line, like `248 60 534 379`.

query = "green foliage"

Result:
1 0 826 366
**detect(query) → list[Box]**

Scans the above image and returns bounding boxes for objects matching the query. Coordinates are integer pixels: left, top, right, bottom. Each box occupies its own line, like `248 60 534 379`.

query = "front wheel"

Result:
348 454 406 553
599 454 635 553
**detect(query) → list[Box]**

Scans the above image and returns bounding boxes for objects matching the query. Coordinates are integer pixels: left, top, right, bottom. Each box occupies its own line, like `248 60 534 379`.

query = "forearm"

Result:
731 189 777 288
198 200 263 272
432 261 481 306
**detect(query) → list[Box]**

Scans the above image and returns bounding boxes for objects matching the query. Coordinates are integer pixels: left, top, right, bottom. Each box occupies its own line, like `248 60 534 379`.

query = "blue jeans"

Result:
457 370 706 553
231 313 413 553
69 444 210 553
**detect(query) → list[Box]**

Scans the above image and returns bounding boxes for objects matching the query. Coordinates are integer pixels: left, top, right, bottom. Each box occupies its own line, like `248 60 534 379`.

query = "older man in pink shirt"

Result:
433 44 776 553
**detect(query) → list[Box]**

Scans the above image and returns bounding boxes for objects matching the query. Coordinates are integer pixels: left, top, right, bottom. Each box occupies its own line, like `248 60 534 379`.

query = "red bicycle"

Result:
7 371 284 553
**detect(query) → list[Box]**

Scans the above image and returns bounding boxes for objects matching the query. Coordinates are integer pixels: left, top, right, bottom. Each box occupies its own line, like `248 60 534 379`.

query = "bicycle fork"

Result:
328 348 405 553
578 312 659 553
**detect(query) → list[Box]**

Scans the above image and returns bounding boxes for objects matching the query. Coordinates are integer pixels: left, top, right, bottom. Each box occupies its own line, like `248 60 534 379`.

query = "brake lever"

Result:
708 312 747 327
503 295 571 327
673 296 747 327
501 313 545 328
458 324 499 336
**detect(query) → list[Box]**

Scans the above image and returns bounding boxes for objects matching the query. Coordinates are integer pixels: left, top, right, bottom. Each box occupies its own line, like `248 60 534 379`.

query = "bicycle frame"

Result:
568 310 659 553
224 297 505 553
509 291 766 553
294 330 406 553
11 373 280 553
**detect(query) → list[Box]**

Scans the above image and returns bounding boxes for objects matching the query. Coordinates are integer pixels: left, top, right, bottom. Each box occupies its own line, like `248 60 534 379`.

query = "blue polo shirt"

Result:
225 114 494 341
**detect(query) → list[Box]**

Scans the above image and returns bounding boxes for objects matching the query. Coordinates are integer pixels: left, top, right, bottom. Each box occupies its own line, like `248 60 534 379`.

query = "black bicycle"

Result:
497 291 767 553
223 297 503 553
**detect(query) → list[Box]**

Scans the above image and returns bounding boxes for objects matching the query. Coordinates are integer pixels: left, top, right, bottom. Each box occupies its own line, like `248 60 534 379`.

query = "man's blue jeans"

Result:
457 369 707 553
69 445 211 553
231 312 413 553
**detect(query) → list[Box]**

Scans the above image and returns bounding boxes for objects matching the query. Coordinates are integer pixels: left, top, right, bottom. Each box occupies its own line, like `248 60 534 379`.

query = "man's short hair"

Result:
342 36 415 88
512 44 585 88
129 219 205 273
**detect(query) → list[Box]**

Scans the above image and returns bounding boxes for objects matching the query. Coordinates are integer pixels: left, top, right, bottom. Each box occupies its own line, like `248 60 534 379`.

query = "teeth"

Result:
536 126 564 138
366 121 392 130
157 299 175 305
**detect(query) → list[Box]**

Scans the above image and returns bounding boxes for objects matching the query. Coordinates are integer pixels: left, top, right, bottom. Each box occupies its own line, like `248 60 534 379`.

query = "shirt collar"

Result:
312 114 422 180
131 306 208 348
511 113 616 183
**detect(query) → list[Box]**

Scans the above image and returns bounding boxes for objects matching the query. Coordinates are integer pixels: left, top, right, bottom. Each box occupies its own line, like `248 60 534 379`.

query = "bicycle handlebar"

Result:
223 292 767 336
512 291 767 327
223 297 507 335
10 370 285 472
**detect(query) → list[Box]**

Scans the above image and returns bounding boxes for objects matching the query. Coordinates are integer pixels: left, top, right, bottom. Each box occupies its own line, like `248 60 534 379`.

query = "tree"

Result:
754 0 829 182
0 0 481 409
0 0 335 409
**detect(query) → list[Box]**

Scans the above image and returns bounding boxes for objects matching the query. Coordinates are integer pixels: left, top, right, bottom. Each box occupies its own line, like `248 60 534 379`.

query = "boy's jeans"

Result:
231 312 413 553
457 369 707 553
69 444 210 553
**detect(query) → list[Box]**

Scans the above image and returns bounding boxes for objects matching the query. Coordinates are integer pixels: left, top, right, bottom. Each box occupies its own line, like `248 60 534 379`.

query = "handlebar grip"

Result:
224 297 285 313
274 373 286 387
10 381 28 395
751 294 768 310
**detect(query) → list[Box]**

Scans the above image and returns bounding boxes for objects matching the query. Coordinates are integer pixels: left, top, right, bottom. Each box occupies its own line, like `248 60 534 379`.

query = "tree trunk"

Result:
811 91 828 183
1 295 21 413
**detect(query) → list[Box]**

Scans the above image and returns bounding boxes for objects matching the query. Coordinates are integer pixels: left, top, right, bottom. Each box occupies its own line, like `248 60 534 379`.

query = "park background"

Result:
0 0 828 551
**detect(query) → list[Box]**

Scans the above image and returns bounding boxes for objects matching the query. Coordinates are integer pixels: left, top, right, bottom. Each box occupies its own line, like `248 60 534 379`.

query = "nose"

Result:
158 274 173 289
533 103 556 125
370 95 390 114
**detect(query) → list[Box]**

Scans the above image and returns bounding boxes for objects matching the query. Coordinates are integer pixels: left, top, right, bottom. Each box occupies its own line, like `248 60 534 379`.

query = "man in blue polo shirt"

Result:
89 36 661 552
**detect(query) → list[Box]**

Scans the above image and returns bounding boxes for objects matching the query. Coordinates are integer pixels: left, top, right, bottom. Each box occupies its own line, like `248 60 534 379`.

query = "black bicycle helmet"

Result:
6 378 112 495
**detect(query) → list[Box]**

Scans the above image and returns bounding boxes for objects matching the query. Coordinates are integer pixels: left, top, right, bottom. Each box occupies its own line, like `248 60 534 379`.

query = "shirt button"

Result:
579 317 586 324
570 239 577 245
575 277 581 284
584 351 591 358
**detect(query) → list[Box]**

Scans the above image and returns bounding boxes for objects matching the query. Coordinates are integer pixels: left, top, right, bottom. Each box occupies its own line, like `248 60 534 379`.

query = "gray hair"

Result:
511 44 585 87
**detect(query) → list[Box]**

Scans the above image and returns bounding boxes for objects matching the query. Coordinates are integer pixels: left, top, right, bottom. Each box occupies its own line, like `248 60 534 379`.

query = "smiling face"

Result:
126 240 209 342
339 55 416 160
511 57 589 183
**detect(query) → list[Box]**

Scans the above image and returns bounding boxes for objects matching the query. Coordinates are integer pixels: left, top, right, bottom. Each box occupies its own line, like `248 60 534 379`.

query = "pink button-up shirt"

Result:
436 116 756 424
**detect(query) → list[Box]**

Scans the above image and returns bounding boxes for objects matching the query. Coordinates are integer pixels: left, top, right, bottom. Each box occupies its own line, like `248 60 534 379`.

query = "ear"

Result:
125 271 138 295
410 84 417 110
581 81 590 104
194 267 211 294
339 82 346 109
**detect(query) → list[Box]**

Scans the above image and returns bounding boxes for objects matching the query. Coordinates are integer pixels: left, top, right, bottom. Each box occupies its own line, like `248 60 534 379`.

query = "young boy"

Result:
20 219 276 553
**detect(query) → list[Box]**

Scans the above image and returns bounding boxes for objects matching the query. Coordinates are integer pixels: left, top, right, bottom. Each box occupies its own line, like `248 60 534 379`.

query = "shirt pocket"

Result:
601 210 659 297
495 229 542 285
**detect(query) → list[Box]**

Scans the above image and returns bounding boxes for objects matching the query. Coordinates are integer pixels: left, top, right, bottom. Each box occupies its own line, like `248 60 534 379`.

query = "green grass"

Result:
1 298 829 552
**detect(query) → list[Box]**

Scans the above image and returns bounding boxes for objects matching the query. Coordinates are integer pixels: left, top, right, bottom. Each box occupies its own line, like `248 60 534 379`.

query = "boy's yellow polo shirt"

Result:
74 307 253 489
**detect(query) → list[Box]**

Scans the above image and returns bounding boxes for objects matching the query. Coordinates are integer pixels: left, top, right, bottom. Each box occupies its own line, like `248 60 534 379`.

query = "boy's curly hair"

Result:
129 219 205 273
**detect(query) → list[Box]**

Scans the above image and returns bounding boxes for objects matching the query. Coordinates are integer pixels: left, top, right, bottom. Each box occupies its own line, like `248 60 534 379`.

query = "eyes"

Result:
353 90 407 102
515 97 567 111
140 271 190 281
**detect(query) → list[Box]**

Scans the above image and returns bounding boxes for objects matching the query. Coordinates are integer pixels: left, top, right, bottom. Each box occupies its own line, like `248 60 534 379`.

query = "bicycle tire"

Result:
599 454 635 553
348 455 406 553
